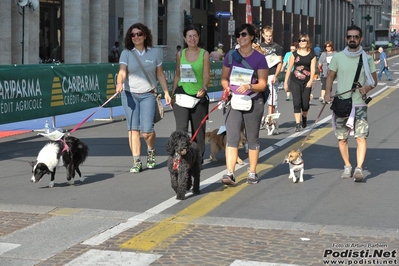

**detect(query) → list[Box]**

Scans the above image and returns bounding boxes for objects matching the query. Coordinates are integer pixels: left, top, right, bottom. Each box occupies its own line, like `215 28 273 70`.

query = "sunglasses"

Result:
346 35 360 40
130 31 144 38
235 32 248 38
298 39 307 43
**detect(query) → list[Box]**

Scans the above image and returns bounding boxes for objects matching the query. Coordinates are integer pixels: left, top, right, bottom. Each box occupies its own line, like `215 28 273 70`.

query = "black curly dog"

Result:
165 131 202 200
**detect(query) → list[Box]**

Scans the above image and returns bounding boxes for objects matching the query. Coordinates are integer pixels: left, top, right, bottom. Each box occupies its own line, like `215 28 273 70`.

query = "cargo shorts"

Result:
334 106 369 139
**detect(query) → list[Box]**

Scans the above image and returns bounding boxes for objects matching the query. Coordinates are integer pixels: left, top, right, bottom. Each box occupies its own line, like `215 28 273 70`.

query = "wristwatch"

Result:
249 84 253 91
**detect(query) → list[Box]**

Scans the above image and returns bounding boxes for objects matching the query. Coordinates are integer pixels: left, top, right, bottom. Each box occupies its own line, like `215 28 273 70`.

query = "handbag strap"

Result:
131 50 156 91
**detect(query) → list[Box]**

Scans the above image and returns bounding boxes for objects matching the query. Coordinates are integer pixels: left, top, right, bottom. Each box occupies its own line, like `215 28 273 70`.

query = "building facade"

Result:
0 0 392 65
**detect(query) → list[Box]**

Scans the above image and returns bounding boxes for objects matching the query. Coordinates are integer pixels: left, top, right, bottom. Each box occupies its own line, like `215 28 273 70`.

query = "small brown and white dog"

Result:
205 125 246 165
265 114 279 136
262 113 280 135
284 149 304 183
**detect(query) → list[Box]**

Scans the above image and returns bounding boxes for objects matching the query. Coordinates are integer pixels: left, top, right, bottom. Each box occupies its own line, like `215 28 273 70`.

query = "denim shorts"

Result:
121 90 155 132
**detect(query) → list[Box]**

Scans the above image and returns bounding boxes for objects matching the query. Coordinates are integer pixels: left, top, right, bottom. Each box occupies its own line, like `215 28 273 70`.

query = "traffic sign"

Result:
216 11 231 18
228 20 235 35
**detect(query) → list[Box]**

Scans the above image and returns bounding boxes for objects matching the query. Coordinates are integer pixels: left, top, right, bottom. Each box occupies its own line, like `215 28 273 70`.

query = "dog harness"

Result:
59 138 70 153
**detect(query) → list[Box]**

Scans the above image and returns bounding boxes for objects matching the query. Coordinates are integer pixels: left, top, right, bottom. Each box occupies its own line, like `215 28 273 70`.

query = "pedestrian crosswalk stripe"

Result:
230 260 302 266
63 249 161 266
0 243 20 255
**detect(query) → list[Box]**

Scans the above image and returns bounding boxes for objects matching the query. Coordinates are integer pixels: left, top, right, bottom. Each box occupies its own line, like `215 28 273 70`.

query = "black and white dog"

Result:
30 136 88 187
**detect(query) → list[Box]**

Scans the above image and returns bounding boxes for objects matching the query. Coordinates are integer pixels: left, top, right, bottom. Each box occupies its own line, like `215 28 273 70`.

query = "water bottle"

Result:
44 120 49 134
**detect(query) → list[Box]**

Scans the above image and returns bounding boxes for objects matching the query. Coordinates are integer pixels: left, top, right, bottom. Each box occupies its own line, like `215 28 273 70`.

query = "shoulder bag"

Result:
330 56 362 117
131 51 164 123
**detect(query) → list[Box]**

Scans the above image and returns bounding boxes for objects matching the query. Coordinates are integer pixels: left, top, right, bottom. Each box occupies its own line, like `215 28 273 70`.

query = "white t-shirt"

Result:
119 47 163 93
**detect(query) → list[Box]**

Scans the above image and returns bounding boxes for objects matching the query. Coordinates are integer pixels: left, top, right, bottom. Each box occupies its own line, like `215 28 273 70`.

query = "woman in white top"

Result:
116 23 171 173
318 41 337 103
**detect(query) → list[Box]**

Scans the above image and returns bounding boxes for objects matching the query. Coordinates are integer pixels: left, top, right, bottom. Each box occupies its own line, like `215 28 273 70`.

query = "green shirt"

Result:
178 48 205 95
329 52 376 104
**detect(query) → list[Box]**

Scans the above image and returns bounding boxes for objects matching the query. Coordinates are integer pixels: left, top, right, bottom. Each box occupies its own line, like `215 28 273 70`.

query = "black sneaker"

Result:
295 123 301 132
221 174 235 185
302 115 307 128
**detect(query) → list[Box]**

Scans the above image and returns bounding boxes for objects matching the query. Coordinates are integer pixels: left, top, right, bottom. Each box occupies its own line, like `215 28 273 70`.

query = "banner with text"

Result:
0 62 222 125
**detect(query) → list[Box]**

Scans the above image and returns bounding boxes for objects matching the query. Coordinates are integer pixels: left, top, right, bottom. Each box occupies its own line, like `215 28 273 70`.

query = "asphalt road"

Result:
0 58 398 265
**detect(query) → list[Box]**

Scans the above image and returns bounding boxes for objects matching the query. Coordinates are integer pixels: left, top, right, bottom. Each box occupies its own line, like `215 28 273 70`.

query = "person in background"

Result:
209 46 224 61
116 23 171 173
171 25 210 160
108 41 120 63
281 42 298 101
314 44 321 59
176 45 181 57
283 34 316 132
220 23 268 185
375 46 391 81
318 41 337 103
260 26 283 128
324 25 377 181
217 43 225 58
51 42 62 62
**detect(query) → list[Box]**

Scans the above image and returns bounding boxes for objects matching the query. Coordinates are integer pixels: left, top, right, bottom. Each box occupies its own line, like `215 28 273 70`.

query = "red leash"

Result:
190 102 222 143
68 92 119 135
190 89 229 142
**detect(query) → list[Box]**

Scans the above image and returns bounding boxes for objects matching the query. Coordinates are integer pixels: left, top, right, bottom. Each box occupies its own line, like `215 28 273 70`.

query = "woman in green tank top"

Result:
171 25 210 160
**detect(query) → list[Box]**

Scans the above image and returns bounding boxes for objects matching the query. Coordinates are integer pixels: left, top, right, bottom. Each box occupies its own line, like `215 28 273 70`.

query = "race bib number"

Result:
180 64 197 82
230 66 254 86
266 53 280 68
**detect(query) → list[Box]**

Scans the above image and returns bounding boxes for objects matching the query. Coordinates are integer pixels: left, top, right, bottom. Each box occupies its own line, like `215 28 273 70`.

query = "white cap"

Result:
218 43 224 47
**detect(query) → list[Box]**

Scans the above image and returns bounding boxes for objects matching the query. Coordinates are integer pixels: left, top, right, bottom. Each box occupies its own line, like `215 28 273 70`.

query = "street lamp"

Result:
16 0 39 64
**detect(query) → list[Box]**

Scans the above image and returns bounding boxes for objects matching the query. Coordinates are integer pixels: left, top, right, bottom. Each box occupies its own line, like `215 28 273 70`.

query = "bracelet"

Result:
202 86 207 91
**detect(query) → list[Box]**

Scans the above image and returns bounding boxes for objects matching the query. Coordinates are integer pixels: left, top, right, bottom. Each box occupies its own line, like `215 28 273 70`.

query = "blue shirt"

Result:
379 51 387 67
314 46 321 56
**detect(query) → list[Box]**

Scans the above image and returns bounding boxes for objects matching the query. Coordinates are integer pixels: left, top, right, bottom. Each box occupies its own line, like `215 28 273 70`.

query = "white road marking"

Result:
64 249 161 266
0 242 20 255
230 261 302 266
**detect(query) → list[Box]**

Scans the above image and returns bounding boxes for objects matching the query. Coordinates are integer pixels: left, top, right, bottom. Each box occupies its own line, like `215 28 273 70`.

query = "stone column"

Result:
123 0 144 32
166 0 189 61
144 1 158 41
90 0 109 63
1 2 12 64
64 0 90 63
26 5 40 64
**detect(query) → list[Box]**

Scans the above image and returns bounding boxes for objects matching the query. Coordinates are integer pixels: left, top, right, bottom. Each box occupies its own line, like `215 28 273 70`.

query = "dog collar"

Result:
291 159 304 165
173 157 182 170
